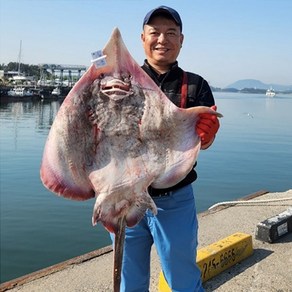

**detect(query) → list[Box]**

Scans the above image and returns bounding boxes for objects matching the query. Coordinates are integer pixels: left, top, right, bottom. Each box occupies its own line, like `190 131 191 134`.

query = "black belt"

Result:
150 190 172 197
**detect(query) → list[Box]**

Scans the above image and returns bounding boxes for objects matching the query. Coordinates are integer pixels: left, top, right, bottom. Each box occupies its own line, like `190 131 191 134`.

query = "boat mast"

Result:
17 40 22 76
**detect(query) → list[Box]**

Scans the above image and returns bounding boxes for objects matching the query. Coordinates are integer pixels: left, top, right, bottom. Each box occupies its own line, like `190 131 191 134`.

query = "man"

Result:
120 6 220 291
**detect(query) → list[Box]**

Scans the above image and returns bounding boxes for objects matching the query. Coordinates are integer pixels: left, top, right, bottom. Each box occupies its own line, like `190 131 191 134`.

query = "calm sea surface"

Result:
1 92 292 283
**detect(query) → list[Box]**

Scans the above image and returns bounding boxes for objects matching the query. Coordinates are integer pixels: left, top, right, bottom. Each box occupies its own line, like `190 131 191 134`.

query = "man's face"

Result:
141 15 184 70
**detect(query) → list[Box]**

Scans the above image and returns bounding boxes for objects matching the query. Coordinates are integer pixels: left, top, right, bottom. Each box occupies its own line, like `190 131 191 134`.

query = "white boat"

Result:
51 87 61 96
6 41 34 98
7 86 34 97
266 88 276 97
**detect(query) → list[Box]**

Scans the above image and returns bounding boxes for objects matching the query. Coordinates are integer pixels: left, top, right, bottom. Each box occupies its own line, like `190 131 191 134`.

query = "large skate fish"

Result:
40 28 222 291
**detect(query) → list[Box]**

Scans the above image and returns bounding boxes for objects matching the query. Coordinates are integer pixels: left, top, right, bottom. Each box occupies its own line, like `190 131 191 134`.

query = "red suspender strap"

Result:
180 71 188 108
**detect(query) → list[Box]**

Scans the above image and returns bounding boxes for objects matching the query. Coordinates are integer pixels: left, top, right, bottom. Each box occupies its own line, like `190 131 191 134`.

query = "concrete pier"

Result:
1 190 291 292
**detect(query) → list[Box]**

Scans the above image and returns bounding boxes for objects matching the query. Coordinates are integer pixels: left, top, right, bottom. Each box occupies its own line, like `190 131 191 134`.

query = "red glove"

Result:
196 105 220 149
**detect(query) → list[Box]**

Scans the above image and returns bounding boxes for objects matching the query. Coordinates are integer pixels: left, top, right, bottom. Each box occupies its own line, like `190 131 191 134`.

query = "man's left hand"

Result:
196 105 220 149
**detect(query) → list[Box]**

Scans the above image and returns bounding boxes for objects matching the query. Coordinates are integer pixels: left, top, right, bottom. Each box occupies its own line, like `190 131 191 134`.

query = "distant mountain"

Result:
225 79 292 91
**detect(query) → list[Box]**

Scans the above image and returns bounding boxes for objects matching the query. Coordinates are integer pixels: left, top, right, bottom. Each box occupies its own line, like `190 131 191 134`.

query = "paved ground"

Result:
1 189 291 292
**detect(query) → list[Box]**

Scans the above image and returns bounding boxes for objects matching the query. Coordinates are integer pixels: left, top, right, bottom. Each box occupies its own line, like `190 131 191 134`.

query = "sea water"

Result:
1 93 292 282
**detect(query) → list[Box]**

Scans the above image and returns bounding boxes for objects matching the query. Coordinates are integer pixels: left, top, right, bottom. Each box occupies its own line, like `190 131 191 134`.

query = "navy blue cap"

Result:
143 6 182 32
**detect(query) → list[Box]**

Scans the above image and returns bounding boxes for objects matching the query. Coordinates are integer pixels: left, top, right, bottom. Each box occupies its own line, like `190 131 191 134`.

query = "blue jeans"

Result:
111 184 203 292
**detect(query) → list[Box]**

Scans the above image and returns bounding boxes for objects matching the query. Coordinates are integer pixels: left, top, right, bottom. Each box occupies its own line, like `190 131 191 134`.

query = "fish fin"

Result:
125 191 157 227
92 190 157 233
40 153 95 201
152 106 222 188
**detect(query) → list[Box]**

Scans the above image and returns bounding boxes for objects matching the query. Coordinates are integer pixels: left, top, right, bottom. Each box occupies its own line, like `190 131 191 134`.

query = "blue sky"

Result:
0 0 291 88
